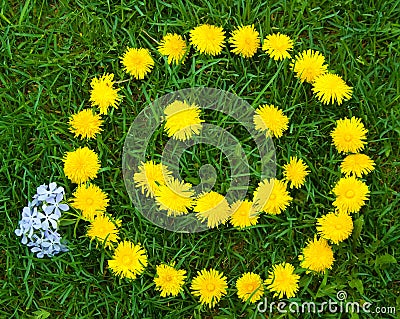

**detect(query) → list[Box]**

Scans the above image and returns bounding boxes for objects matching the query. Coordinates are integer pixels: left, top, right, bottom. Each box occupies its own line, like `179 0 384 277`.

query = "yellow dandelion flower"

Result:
299 237 334 273
291 49 328 83
63 147 100 184
230 199 259 229
193 191 231 228
155 178 194 216
158 33 188 65
229 25 260 58
283 156 310 188
253 104 289 138
191 268 228 308
341 153 375 177
164 100 204 141
71 184 109 221
265 263 300 299
312 73 353 105
121 47 154 80
133 161 173 198
89 74 121 115
86 214 120 248
236 272 264 303
189 24 225 56
331 117 368 153
332 176 369 214
262 33 294 61
108 240 148 280
69 109 103 139
317 212 353 244
154 263 187 297
253 179 292 215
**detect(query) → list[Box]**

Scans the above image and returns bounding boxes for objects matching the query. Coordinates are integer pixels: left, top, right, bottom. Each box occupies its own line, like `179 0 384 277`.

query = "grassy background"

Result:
1 0 399 318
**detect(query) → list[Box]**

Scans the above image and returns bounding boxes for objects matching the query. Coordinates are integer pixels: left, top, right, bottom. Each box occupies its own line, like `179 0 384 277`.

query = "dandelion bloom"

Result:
331 117 367 153
158 33 188 65
230 199 259 229
253 179 292 215
121 47 154 80
189 24 225 55
236 272 264 303
283 157 310 188
229 25 260 58
69 109 103 139
191 268 228 308
89 74 121 115
155 178 194 216
133 161 172 197
72 184 109 221
108 240 148 279
332 176 369 214
253 104 289 138
63 147 100 184
341 153 375 177
262 33 293 61
86 214 120 248
265 263 300 298
154 263 187 297
164 100 204 141
193 191 231 228
312 73 352 105
299 237 334 273
317 212 353 244
291 49 328 83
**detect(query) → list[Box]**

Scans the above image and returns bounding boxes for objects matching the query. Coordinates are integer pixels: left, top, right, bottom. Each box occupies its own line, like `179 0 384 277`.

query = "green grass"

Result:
1 0 399 318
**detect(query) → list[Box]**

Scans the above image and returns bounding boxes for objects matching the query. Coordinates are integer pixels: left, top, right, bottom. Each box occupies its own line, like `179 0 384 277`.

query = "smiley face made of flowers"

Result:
14 23 375 310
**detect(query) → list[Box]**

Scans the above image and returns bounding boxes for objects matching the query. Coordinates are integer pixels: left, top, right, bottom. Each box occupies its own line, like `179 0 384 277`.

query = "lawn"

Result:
0 0 399 318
